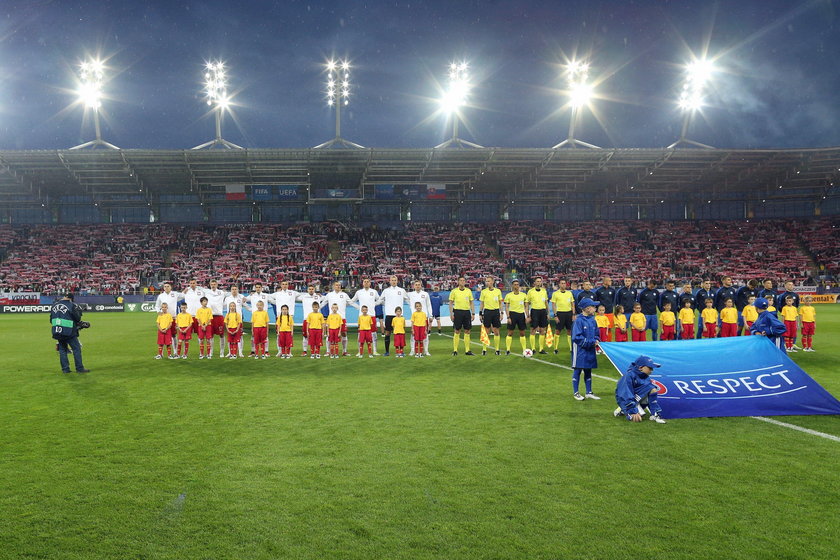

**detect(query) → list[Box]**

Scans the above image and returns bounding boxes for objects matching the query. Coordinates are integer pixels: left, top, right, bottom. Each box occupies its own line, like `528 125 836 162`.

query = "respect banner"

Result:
600 337 840 419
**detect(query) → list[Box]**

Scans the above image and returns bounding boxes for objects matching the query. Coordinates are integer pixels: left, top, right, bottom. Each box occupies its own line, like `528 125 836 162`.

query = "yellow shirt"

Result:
551 290 575 312
595 315 609 328
411 311 428 327
479 288 502 310
196 306 213 326
176 311 193 329
660 311 676 327
307 312 324 330
767 305 776 313
701 308 718 324
156 313 173 330
276 314 294 332
449 287 474 311
615 314 628 332
780 306 798 322
678 308 695 324
225 312 242 330
720 307 738 324
392 315 406 334
630 312 646 330
742 305 758 323
252 310 269 328
327 313 343 330
504 291 527 314
526 288 548 310
800 305 815 323
358 315 374 331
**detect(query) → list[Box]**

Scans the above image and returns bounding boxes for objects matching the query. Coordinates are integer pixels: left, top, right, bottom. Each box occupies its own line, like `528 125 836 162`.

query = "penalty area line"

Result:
441 334 840 443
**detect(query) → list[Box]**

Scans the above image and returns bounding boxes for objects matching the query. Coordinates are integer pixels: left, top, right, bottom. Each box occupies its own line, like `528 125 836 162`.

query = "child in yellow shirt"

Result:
276 304 294 359
156 303 174 359
594 305 610 353
357 305 377 357
678 300 695 340
175 302 193 358
392 307 407 357
306 302 325 359
614 305 628 342
780 296 799 352
195 297 214 359
630 303 647 342
326 303 344 358
659 301 676 340
700 298 718 339
719 299 738 337
742 296 758 333
800 295 816 351
251 300 270 359
225 302 243 359
411 302 428 357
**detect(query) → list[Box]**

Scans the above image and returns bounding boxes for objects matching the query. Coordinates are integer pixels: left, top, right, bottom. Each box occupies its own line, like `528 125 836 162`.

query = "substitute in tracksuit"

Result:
638 280 660 341
749 298 788 349
614 355 666 424
571 298 600 401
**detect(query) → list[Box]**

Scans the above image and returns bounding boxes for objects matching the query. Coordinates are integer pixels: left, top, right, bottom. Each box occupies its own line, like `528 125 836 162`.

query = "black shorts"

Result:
508 311 527 332
453 309 473 331
530 308 548 328
555 311 573 331
482 309 501 328
384 315 395 332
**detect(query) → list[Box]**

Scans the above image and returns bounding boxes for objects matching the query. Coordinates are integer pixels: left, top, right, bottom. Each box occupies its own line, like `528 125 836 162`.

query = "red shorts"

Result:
394 333 406 347
252 326 268 345
212 315 225 336
703 322 717 338
177 327 192 341
192 317 199 333
598 327 609 342
197 324 213 339
226 328 242 343
308 329 323 348
614 330 628 342
661 325 676 340
802 322 815 336
720 322 738 337
681 324 695 339
157 330 172 345
632 329 646 342
413 326 427 340
358 330 373 344
277 331 294 348
341 319 347 335
168 322 178 336
328 328 341 343
745 321 754 331
784 320 797 338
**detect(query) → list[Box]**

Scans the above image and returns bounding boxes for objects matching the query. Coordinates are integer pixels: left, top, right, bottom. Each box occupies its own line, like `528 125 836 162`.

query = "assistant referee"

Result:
526 277 550 354
550 279 575 354
479 275 504 356
450 276 476 356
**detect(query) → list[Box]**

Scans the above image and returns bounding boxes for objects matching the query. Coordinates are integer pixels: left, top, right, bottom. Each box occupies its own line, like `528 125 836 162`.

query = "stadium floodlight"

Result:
314 58 364 149
435 61 483 149
668 58 715 149
192 60 243 150
553 60 600 149
70 58 119 150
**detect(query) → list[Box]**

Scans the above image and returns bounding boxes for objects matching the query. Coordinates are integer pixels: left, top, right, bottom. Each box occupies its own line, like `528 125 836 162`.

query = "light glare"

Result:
203 60 229 109
325 59 351 107
440 61 470 113
78 58 104 109
678 58 714 112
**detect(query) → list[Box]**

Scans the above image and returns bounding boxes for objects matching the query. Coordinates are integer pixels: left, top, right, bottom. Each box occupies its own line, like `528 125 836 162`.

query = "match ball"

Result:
523 348 533 358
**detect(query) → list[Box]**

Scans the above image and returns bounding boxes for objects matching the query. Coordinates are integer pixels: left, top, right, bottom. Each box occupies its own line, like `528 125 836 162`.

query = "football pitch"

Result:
1 307 839 559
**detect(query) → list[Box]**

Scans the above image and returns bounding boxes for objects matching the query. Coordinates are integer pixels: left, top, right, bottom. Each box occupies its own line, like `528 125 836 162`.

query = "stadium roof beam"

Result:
553 60 600 149
668 58 715 149
314 59 365 149
436 62 483 149
70 58 119 150
193 61 243 150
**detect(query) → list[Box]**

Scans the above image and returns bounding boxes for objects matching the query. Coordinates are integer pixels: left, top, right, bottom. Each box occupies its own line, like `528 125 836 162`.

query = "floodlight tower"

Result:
668 59 715 149
70 58 119 150
435 62 483 149
192 61 242 150
553 60 599 149
314 59 364 149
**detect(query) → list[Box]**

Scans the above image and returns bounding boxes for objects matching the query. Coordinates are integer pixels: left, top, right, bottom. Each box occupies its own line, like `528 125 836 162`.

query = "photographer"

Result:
49 294 90 374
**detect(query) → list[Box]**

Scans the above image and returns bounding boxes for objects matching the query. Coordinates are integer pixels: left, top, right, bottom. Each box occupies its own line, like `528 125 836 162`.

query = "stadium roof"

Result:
1 147 838 206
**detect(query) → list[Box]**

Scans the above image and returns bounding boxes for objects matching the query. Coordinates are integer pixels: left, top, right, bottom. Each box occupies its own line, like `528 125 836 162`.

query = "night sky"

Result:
1 0 839 150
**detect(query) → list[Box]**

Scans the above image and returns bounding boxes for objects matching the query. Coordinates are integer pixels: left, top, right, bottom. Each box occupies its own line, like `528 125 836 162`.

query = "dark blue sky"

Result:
1 0 838 150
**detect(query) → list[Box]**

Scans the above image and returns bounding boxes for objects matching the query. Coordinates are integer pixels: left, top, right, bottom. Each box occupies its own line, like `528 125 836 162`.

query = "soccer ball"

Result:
523 348 534 358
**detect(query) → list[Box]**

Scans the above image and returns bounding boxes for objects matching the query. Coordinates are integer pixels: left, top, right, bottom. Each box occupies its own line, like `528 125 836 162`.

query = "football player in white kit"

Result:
299 285 325 356
182 278 205 334
378 275 408 357
223 285 248 357
203 279 229 358
407 280 433 356
244 282 270 357
326 281 351 356
269 280 301 357
154 282 181 354
349 278 381 355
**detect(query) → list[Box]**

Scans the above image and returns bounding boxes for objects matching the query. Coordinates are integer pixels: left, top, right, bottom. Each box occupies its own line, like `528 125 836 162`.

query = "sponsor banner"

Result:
251 186 273 201
0 292 40 305
0 304 52 313
810 294 840 304
82 304 124 312
427 183 447 200
327 189 350 199
397 184 426 199
125 302 158 312
276 185 300 200
792 286 818 293
600 337 840 419
374 184 395 200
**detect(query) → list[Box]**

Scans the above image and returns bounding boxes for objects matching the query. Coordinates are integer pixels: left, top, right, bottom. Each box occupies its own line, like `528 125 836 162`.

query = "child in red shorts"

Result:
195 297 214 359
225 302 243 359
306 302 325 359
156 303 174 359
613 305 628 342
411 302 428 357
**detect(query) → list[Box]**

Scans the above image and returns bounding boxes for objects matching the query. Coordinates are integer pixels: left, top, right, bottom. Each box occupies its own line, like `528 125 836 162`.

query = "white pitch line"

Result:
441 333 840 443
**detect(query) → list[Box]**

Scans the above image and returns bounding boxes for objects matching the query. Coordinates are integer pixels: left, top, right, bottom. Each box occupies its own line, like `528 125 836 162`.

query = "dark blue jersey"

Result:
615 287 638 312
429 292 443 316
677 290 696 310
658 289 679 313
695 288 715 310
638 288 660 315
758 288 777 301
714 286 738 312
735 287 757 311
575 289 597 313
594 286 616 313
775 290 800 309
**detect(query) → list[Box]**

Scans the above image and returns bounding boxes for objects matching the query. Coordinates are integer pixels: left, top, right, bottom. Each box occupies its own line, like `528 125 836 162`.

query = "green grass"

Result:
1 306 839 559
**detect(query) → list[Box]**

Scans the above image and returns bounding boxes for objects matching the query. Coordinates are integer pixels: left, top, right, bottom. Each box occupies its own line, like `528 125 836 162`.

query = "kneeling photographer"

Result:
50 293 90 374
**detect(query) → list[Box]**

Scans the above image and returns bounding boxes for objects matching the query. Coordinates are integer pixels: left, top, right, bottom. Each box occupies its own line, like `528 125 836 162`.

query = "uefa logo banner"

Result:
600 337 840 419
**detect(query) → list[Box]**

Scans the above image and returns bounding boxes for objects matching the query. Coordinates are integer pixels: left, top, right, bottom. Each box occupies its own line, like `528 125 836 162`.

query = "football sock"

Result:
385 334 391 353
158 346 163 356
519 335 527 350
464 334 471 350
453 333 460 351
529 334 536 349
494 335 500 350
505 335 512 351
342 337 347 353
538 335 545 351
184 342 189 355
572 369 581 393
567 335 572 350
584 369 592 393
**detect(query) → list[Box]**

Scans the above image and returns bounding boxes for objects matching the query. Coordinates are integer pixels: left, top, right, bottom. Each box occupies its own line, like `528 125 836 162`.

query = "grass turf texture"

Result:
0 307 838 559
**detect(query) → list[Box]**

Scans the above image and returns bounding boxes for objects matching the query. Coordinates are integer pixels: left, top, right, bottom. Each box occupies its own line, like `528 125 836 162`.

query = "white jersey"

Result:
223 293 248 316
326 291 351 319
182 287 205 316
380 286 408 317
350 288 380 315
269 290 300 317
204 288 228 316
155 290 181 317
245 291 270 313
300 293 325 320
407 290 432 319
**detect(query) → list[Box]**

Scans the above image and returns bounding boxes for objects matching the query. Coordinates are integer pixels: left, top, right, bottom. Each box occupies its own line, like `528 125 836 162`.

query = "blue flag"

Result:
600 337 840 419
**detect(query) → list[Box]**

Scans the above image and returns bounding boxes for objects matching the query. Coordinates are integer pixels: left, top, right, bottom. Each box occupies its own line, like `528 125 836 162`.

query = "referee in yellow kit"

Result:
450 276 476 355
551 279 575 353
526 276 550 354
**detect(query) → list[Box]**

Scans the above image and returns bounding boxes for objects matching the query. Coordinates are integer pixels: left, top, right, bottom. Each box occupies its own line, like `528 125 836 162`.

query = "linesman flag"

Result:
479 325 491 346
545 324 555 347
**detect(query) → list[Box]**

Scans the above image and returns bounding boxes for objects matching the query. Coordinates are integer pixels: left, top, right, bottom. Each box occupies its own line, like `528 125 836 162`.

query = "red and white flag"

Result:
225 185 246 200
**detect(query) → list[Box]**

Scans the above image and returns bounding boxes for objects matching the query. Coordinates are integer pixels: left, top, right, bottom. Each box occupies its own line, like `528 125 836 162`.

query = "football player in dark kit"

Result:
614 277 638 321
694 279 716 339
658 280 679 316
714 276 738 313
49 293 90 374
638 280 660 341
735 279 759 334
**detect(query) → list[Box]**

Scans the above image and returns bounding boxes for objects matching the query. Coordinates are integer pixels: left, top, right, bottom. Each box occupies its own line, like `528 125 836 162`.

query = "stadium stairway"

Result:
796 238 821 279
327 240 343 262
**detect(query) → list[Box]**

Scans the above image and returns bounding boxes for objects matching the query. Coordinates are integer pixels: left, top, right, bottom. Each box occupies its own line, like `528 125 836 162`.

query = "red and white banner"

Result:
225 185 246 200
0 292 40 305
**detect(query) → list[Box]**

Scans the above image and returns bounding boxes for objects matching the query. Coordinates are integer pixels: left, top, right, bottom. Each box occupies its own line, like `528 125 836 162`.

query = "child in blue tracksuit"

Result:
749 297 788 350
614 355 667 424
571 298 600 401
